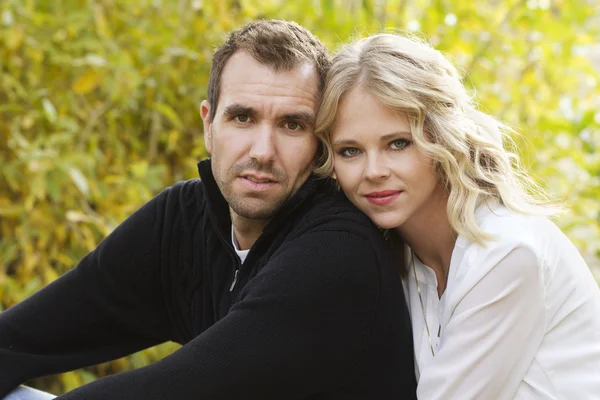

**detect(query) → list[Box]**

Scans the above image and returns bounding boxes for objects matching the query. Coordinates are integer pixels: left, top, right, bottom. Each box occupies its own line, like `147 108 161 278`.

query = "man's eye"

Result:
286 121 303 131
339 148 360 157
234 115 250 123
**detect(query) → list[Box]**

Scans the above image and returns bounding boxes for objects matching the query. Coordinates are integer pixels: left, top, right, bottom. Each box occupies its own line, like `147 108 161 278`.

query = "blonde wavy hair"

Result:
315 33 561 245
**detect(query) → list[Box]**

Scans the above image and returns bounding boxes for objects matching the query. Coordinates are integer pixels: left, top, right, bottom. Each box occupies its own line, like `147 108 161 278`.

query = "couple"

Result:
1 19 599 399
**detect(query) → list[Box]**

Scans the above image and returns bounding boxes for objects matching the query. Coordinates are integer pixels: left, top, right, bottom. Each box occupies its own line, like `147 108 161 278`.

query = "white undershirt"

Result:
402 203 600 399
231 226 249 263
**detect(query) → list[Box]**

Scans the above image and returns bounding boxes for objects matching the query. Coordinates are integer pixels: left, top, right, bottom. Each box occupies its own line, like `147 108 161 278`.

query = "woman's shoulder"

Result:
477 202 550 232
455 203 563 275
468 202 563 247
444 205 554 303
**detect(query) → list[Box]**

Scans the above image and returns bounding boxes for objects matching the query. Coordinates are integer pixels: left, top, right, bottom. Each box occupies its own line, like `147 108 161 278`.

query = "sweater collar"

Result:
197 158 327 242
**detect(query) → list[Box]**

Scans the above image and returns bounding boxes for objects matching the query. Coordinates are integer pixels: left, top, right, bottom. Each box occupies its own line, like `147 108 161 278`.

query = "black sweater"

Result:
0 159 416 399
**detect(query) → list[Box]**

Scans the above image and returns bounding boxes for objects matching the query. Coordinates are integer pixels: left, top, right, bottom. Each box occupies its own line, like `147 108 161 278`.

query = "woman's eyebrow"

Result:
332 138 359 146
332 131 412 146
379 131 412 141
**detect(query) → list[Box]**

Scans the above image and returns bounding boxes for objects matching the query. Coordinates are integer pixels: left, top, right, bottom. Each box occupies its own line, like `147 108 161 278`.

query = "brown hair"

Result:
207 19 331 121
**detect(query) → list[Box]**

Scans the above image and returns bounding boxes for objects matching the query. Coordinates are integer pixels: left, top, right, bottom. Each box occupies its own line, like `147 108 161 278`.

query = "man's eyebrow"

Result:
223 104 256 117
280 111 316 126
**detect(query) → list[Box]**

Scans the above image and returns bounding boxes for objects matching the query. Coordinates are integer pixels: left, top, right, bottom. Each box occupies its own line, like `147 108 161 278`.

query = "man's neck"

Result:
230 211 271 250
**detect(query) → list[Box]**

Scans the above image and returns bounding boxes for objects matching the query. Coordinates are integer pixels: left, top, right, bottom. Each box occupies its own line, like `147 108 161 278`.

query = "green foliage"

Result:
0 0 598 395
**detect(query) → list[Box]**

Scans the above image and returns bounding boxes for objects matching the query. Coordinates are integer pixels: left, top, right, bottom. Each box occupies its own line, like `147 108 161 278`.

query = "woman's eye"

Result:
390 139 410 150
234 115 250 123
340 148 360 157
286 121 302 131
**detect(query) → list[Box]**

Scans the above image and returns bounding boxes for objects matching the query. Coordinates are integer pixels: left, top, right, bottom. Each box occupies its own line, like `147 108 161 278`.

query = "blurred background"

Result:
1 0 599 395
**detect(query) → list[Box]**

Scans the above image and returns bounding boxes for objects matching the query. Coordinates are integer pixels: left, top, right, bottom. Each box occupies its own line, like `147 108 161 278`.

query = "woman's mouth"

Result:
364 190 403 206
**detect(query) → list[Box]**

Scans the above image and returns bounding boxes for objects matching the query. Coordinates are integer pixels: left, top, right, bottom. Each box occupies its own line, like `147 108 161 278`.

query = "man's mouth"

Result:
244 176 275 184
238 173 279 191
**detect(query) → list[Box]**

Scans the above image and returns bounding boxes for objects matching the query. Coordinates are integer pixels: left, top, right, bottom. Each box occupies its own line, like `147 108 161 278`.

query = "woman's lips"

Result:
364 190 402 206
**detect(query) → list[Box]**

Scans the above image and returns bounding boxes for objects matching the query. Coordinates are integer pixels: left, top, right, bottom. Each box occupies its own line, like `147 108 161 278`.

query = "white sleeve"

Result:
417 246 547 400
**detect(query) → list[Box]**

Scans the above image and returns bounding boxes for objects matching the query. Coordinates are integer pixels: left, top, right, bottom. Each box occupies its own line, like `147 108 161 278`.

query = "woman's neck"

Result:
396 186 456 296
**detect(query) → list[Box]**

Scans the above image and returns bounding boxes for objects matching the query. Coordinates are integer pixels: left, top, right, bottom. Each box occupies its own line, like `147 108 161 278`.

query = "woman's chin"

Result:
366 213 405 231
345 196 406 230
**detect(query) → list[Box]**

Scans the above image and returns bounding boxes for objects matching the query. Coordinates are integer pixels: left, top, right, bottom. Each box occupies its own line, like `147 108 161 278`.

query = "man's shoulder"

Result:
265 187 401 301
166 178 205 197
295 188 379 238
144 179 209 232
160 178 206 209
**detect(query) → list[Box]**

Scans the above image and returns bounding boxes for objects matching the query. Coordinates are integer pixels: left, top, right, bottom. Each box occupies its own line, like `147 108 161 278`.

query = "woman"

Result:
315 33 600 399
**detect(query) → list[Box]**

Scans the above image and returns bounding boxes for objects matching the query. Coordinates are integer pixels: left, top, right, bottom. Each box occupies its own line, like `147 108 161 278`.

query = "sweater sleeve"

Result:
0 188 175 397
48 230 383 399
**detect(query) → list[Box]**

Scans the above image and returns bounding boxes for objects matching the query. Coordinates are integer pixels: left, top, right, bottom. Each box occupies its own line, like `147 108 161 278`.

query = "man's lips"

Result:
240 173 277 184
364 190 403 206
238 173 278 191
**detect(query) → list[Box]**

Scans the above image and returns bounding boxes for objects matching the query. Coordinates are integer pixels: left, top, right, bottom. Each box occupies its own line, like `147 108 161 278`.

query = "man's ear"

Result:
200 100 212 154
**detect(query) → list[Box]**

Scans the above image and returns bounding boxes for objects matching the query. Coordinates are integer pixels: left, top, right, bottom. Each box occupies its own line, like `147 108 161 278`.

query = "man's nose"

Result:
364 154 391 181
248 124 276 164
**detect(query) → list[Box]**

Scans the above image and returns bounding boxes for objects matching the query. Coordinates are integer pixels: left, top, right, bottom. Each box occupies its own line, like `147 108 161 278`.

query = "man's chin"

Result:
233 210 278 221
229 200 283 221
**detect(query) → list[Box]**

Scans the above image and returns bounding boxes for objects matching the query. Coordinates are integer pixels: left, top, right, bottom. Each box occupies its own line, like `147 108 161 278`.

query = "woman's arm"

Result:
417 246 546 400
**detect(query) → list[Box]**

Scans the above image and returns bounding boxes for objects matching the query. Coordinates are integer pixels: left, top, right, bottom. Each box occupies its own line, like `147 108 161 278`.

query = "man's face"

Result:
201 51 320 223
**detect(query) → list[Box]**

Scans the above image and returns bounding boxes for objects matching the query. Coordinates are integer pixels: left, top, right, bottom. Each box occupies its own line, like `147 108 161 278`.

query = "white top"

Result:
231 226 249 263
402 203 600 399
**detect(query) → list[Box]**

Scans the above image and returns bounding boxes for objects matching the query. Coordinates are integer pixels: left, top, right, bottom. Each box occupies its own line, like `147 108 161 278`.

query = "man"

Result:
0 20 416 399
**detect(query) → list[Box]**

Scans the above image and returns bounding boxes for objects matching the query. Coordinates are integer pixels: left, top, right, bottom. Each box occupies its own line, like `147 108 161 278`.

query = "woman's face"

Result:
330 85 442 230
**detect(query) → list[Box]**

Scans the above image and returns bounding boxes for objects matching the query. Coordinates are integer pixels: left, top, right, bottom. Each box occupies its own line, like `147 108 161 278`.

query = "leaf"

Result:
72 70 101 94
85 54 107 67
67 167 90 197
0 205 23 217
24 277 41 296
42 99 57 123
5 27 25 50
43 267 59 283
130 161 148 178
578 109 596 130
61 371 83 393
322 0 334 17
2 10 14 26
152 102 184 129
80 370 98 384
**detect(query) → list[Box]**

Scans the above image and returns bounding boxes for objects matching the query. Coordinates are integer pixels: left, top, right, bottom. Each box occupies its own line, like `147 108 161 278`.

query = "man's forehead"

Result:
216 53 320 118
218 84 318 105
293 62 319 80
219 52 319 97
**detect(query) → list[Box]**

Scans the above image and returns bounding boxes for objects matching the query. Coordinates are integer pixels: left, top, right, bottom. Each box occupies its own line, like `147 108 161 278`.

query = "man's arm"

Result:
48 230 398 399
0 186 178 397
